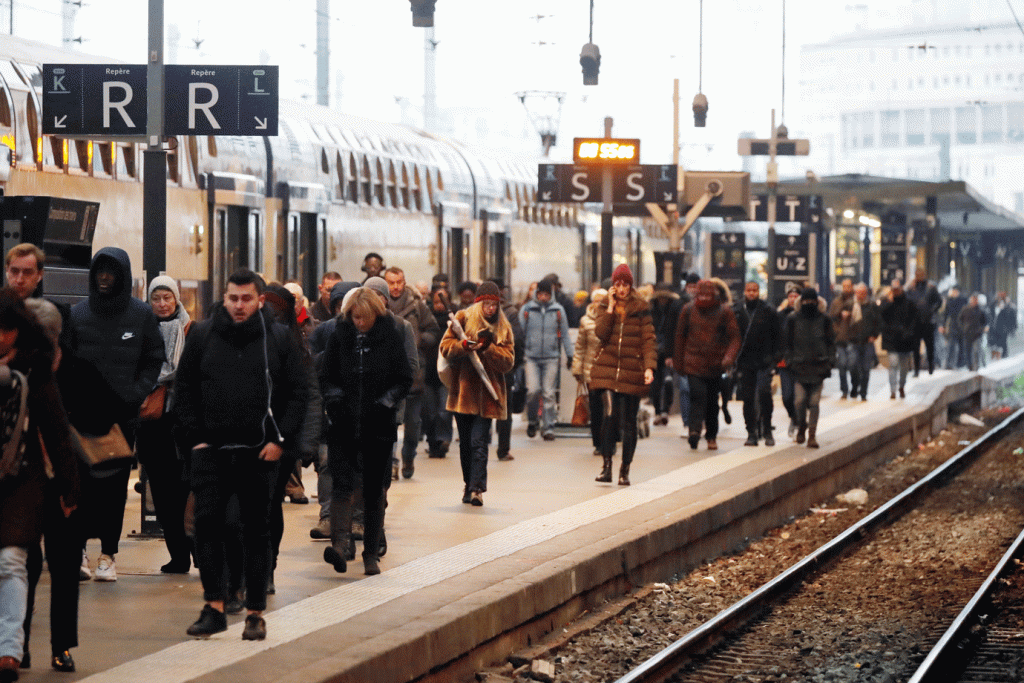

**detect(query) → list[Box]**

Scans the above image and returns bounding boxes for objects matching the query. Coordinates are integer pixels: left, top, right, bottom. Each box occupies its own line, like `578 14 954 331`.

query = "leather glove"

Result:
566 357 573 371
475 329 494 352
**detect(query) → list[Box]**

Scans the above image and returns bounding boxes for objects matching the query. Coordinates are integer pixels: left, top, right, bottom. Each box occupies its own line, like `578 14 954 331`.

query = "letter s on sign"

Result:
571 171 590 201
626 172 644 201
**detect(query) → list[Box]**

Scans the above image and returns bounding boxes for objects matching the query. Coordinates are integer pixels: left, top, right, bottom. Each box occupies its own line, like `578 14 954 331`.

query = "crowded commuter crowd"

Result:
0 243 1016 678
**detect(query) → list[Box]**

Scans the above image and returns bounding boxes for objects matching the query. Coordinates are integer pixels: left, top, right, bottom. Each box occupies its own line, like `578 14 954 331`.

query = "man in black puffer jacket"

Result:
67 246 165 583
734 282 781 446
175 269 309 642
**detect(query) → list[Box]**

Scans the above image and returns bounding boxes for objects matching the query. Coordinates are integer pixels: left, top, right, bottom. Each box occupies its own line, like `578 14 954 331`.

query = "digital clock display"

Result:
573 137 640 164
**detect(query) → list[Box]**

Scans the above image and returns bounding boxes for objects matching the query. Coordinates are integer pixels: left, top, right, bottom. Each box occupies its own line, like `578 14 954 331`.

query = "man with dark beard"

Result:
782 288 836 448
733 282 781 446
673 280 741 451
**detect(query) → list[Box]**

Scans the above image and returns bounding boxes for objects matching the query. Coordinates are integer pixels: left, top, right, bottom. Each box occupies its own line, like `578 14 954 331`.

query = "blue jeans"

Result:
420 384 453 450
454 413 492 493
675 373 690 424
887 351 912 393
849 342 876 398
0 546 28 660
400 393 423 464
835 343 853 395
525 357 560 434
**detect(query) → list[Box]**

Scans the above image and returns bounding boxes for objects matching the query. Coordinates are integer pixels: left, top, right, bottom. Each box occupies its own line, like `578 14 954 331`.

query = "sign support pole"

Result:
766 109 778 300
600 116 613 281
143 0 167 282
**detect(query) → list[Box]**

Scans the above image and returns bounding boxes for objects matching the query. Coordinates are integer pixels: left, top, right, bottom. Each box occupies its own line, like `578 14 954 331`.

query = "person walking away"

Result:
589 265 656 485
734 282 781 446
518 279 573 441
988 291 1017 360
383 267 440 479
776 285 801 435
0 290 80 680
959 294 988 371
66 247 165 582
572 289 610 455
940 286 968 369
907 268 942 376
828 279 856 399
879 280 919 399
439 282 515 505
782 288 836 448
175 269 310 641
673 280 741 451
319 288 411 575
134 276 193 574
847 283 882 400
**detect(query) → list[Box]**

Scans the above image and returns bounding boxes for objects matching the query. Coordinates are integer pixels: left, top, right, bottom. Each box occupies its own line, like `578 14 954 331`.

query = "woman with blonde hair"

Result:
439 282 514 506
571 288 609 454
320 288 411 575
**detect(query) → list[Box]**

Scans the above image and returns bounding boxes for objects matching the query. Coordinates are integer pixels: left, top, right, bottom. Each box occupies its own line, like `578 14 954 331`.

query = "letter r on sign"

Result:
188 83 221 129
103 81 135 128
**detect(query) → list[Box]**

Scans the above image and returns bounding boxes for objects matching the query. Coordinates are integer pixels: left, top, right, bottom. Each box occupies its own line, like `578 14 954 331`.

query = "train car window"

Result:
386 159 398 209
399 162 410 210
348 153 359 204
207 136 217 157
360 156 372 206
334 151 346 202
187 137 200 182
410 165 421 211
167 139 180 184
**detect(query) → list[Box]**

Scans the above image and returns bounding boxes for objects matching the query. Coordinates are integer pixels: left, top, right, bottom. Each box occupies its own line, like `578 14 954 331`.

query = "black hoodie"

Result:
67 247 165 431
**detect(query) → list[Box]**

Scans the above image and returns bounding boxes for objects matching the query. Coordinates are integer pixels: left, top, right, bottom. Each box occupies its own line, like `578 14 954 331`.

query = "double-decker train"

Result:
0 35 664 315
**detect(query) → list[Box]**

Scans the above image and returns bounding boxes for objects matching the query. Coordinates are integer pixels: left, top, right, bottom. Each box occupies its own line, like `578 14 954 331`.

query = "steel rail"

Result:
906 524 1024 683
614 405 1024 683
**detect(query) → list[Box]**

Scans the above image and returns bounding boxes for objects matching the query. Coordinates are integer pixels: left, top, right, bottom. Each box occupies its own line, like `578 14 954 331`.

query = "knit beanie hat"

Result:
801 287 818 301
474 281 500 303
329 281 360 313
364 276 389 300
612 263 634 287
147 275 180 302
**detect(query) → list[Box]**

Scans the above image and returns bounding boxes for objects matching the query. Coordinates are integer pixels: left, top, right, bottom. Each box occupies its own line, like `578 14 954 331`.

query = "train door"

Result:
439 201 472 284
482 208 511 283
207 173 265 299
285 211 327 302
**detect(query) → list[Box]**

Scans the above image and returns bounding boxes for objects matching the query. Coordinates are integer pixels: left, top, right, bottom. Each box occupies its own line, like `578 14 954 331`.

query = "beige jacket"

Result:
571 302 603 384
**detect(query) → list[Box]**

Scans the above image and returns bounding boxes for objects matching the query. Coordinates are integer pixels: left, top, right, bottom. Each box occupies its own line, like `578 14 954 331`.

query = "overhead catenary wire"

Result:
781 0 786 124
698 0 703 92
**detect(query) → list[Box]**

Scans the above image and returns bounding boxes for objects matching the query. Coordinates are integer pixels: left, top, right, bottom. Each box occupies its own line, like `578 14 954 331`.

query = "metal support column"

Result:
600 116 614 280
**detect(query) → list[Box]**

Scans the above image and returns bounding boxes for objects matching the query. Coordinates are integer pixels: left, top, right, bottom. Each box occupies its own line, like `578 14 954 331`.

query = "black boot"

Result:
763 425 775 446
744 430 758 446
595 456 613 483
618 460 631 486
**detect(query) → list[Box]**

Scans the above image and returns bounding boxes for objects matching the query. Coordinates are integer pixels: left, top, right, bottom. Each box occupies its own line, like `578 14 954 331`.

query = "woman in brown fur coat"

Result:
589 265 657 486
439 282 515 506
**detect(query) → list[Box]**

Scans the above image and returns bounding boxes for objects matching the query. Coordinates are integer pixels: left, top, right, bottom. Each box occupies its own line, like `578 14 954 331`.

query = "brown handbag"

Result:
72 423 134 471
139 384 167 421
571 383 590 426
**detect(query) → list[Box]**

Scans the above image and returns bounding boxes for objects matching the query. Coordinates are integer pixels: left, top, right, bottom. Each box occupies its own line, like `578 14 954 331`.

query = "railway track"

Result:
614 406 1024 683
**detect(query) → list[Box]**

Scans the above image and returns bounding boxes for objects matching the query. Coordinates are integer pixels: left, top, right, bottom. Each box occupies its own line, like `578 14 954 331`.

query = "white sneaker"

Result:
79 551 91 581
94 554 117 582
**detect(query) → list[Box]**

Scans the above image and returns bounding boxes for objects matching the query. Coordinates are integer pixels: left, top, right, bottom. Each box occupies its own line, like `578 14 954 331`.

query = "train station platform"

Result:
25 357 1024 683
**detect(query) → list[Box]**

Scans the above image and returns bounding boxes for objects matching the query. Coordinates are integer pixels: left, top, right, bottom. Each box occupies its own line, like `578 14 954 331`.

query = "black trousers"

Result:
269 452 299 572
136 415 191 567
328 436 391 560
25 483 81 657
913 322 937 373
687 375 721 440
736 367 773 435
598 390 639 465
495 374 513 457
191 446 277 611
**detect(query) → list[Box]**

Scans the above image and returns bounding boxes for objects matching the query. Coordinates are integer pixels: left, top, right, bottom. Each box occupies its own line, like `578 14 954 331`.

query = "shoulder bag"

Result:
73 423 134 471
570 382 589 426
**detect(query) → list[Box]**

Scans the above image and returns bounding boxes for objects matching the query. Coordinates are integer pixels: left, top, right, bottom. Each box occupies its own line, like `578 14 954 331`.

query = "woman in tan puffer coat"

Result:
572 288 608 454
589 265 657 486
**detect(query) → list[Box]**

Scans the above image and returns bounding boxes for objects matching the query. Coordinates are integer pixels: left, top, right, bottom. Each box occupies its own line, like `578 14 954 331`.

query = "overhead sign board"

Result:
704 232 746 300
537 164 676 204
737 138 810 156
165 65 279 136
43 64 147 135
879 228 908 285
572 137 640 164
768 232 815 305
749 195 823 224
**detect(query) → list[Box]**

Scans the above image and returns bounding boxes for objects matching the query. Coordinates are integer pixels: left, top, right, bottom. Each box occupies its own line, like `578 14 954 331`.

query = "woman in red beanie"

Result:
588 264 657 485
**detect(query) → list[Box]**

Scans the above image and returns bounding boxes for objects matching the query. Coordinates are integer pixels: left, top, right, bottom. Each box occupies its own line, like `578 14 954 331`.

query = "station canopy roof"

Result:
753 173 1024 233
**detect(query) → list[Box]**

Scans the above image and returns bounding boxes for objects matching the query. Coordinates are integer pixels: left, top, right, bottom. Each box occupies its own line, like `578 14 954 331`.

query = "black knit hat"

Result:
801 287 818 301
536 279 553 295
